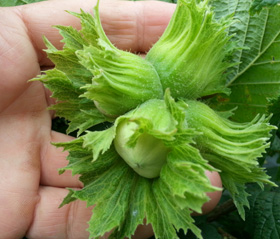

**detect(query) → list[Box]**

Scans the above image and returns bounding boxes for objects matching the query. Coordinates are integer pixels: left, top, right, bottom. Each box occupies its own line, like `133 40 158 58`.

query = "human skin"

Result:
0 0 222 238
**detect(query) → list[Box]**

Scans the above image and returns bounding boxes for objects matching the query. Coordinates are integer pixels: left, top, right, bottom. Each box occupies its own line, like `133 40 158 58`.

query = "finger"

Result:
18 0 176 65
40 131 83 188
25 186 93 239
201 171 223 215
131 223 154 239
25 186 154 239
0 8 41 112
0 96 50 238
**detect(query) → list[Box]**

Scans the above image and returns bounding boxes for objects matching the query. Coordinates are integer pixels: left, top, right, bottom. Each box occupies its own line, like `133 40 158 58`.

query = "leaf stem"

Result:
217 227 238 239
206 199 236 222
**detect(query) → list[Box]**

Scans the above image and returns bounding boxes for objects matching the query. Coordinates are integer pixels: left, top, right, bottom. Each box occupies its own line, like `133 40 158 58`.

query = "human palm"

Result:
0 1 221 239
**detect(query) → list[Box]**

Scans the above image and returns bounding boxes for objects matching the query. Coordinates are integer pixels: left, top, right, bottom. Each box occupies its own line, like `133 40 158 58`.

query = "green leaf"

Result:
59 188 77 208
59 142 204 239
108 176 149 239
35 69 83 100
220 174 250 220
50 101 107 136
161 145 219 213
250 0 280 14
199 224 223 239
0 0 45 7
146 180 202 239
33 69 107 135
43 37 92 87
245 186 280 238
21 0 44 3
54 25 87 50
83 127 116 161
84 161 135 238
210 1 280 122
268 96 280 127
267 96 280 161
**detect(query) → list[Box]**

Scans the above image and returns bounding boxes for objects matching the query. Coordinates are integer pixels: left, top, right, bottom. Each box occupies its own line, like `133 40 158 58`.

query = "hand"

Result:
0 1 222 238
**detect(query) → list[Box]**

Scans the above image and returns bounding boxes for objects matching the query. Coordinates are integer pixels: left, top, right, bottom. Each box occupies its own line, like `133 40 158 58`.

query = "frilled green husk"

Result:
73 6 163 117
184 99 277 218
56 92 219 239
41 3 163 119
78 43 163 117
56 95 276 238
83 90 201 178
113 91 197 178
146 0 233 99
35 0 278 238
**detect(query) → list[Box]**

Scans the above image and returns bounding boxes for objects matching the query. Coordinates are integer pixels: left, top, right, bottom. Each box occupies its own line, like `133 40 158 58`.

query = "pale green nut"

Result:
112 98 174 179
114 120 170 178
113 93 190 179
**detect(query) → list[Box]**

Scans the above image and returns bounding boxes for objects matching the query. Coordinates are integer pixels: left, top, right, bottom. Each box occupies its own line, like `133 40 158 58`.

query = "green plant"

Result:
0 0 45 7
17 0 280 238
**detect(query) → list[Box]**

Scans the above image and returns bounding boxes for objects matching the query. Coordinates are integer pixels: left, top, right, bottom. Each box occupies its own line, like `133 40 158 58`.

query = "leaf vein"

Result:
231 81 280 86
253 60 280 66
231 1 252 76
220 102 267 108
227 9 280 86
